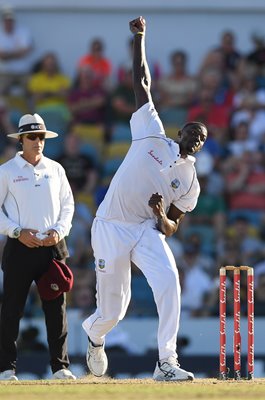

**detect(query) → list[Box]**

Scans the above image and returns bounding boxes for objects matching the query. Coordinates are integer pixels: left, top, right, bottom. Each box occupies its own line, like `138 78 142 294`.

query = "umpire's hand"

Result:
19 229 43 248
42 229 60 247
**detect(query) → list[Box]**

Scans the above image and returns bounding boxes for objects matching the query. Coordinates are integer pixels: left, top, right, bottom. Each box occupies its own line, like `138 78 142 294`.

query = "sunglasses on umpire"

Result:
24 133 46 141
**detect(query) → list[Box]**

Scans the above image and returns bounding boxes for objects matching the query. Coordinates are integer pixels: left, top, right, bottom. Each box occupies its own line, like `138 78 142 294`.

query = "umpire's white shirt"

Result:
0 152 74 239
97 102 200 223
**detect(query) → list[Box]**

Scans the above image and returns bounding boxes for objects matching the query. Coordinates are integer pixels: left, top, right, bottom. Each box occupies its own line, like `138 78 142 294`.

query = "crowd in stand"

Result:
0 7 265 320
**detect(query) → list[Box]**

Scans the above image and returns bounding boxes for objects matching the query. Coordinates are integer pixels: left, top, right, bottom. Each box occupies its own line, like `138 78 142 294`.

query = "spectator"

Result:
189 152 227 250
223 150 265 227
217 30 242 73
157 50 198 126
199 68 234 107
226 121 259 157
110 66 135 125
198 48 226 81
27 52 71 123
178 238 213 317
0 6 33 96
187 85 230 145
68 66 107 125
56 132 98 194
230 73 265 143
77 38 112 89
247 32 265 71
225 215 265 266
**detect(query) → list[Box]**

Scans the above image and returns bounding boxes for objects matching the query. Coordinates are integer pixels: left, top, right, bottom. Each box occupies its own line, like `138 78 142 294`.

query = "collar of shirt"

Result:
15 151 48 170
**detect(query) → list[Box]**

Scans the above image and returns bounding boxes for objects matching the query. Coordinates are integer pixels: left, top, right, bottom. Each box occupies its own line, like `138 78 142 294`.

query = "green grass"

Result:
0 378 265 400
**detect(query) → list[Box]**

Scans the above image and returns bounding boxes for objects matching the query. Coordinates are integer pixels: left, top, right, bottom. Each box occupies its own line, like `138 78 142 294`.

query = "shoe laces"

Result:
160 356 180 368
90 343 104 360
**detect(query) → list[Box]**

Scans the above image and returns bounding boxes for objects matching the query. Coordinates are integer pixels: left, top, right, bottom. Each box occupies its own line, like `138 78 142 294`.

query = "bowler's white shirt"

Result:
97 102 200 224
0 152 74 239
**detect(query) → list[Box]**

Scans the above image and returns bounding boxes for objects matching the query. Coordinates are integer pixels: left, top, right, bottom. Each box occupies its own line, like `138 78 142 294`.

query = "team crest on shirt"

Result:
98 259 105 270
171 179 180 189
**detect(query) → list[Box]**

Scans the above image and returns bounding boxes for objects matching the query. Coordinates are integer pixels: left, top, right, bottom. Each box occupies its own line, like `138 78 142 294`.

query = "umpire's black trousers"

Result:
0 238 70 373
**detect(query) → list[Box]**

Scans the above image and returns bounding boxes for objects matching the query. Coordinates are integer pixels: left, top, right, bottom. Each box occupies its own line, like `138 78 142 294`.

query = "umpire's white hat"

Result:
8 113 58 139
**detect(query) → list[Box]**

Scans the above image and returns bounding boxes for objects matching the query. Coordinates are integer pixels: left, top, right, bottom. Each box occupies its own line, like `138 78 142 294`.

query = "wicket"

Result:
219 266 254 380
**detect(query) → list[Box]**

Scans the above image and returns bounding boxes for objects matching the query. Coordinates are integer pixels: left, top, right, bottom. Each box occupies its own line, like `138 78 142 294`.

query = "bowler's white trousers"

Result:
82 218 181 360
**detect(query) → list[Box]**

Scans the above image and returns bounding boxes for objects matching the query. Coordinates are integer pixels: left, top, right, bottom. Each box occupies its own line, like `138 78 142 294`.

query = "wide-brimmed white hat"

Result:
8 113 58 139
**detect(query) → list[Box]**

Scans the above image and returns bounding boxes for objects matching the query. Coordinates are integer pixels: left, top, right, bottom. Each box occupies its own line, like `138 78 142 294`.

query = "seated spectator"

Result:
225 215 265 266
187 86 230 145
246 32 265 87
27 52 71 123
198 48 229 85
157 50 198 125
199 67 234 107
178 238 213 317
190 151 227 244
217 232 244 267
201 276 234 317
68 66 107 125
56 132 98 194
110 66 135 126
226 121 259 157
0 6 33 96
223 150 265 226
216 30 242 76
177 233 214 278
230 72 265 143
77 38 112 89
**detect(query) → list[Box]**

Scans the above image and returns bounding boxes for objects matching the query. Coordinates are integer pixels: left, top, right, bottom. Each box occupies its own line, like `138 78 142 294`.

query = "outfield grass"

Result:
0 378 265 400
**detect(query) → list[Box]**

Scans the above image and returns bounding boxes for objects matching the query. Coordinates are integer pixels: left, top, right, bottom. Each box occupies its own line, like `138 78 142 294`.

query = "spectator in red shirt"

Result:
78 38 112 89
224 150 265 226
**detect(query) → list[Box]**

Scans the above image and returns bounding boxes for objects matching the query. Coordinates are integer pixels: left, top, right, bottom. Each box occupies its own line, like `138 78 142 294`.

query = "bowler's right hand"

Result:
129 16 146 35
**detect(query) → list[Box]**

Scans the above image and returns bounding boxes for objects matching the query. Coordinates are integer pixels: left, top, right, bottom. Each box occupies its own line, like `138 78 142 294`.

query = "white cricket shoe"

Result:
0 369 18 381
153 357 194 381
53 369 76 380
86 338 108 377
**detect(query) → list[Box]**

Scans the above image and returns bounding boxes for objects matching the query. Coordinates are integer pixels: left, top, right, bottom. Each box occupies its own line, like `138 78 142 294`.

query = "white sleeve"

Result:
173 177 200 213
0 166 20 237
130 102 165 140
52 165 75 240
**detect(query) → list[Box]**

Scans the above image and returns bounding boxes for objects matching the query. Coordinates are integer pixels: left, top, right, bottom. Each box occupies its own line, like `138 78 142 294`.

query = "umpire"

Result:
0 113 75 380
